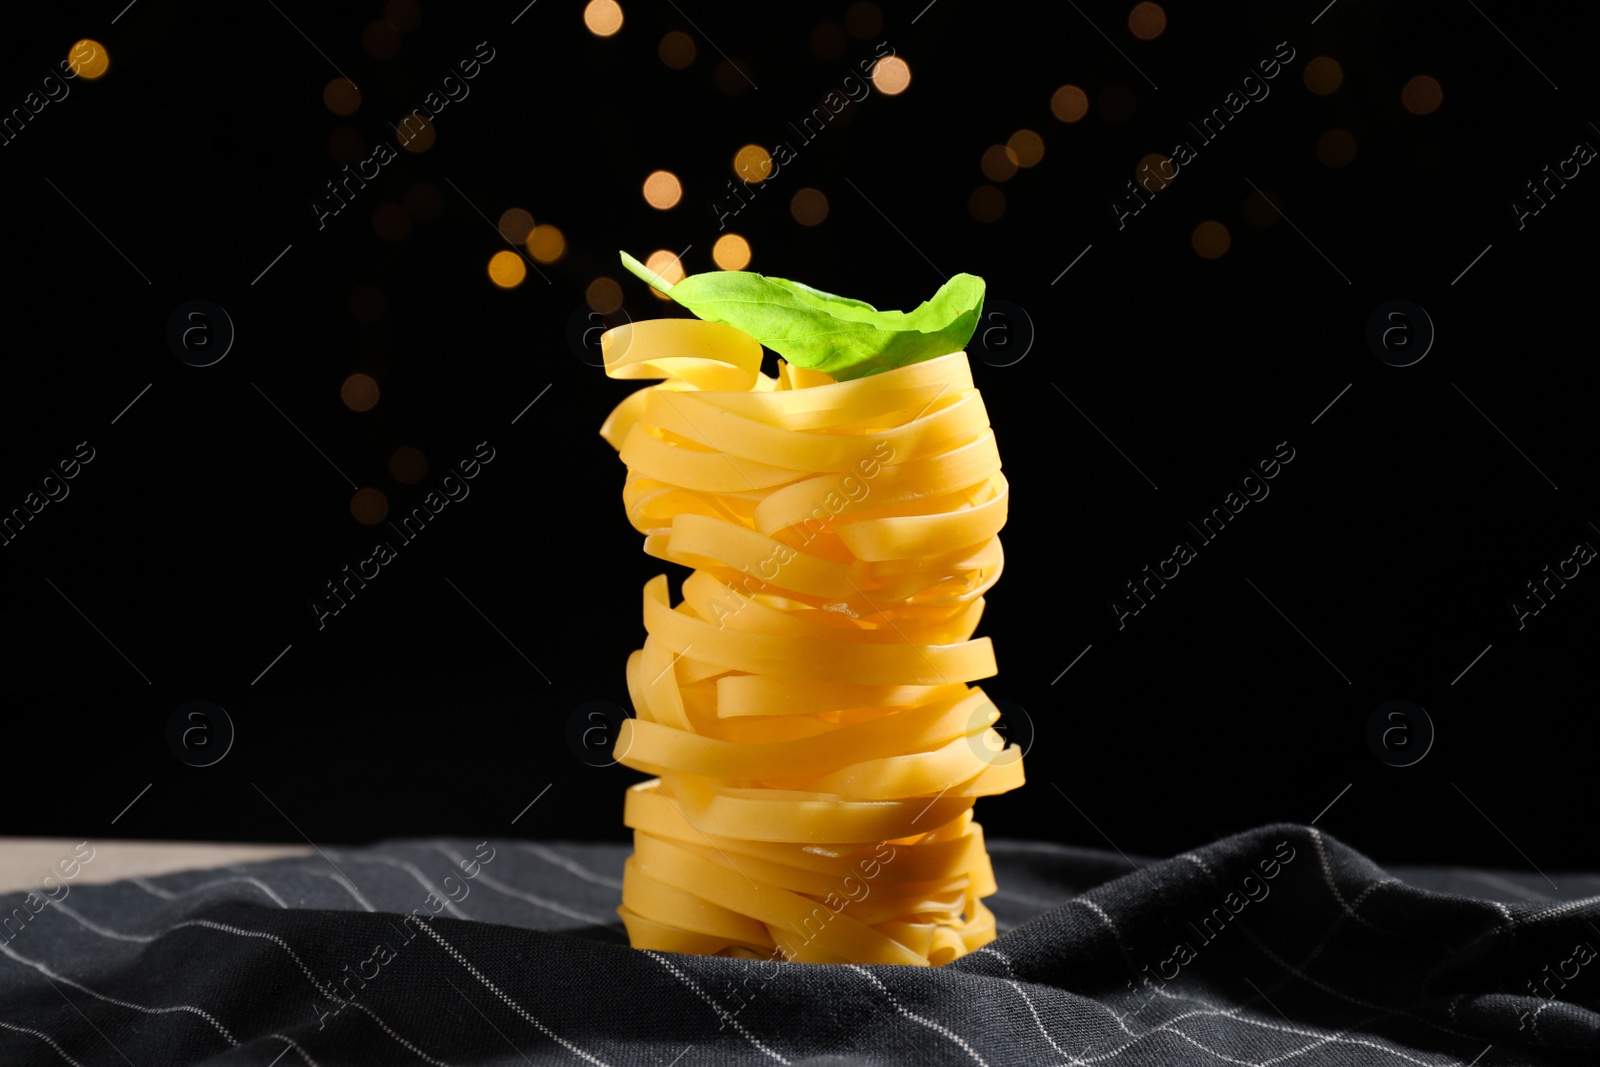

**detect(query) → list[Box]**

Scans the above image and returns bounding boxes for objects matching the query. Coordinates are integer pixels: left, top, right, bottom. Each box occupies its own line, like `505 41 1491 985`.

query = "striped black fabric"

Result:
2 823 1598 1066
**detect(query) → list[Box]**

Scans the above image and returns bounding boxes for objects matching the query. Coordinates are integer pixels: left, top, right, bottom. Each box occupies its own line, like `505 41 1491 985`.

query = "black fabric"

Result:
3 823 1598 1066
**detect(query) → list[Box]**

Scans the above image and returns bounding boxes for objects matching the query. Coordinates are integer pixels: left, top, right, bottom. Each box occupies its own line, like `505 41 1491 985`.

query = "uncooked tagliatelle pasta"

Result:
597 314 1022 967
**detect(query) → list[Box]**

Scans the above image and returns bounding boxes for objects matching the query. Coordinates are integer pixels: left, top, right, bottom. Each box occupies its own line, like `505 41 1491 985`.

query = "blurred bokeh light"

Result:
342 374 381 412
873 57 911 95
733 145 773 182
791 188 829 226
527 225 566 263
584 0 624 37
981 146 1017 182
1402 75 1443 116
1051 85 1089 122
1191 220 1231 259
587 277 624 313
643 170 683 209
488 250 527 289
1128 3 1167 40
1304 56 1343 95
644 249 687 299
1008 130 1045 168
69 39 109 80
1136 152 1175 191
713 234 752 270
659 31 695 68
350 488 389 525
324 78 361 115
498 207 534 243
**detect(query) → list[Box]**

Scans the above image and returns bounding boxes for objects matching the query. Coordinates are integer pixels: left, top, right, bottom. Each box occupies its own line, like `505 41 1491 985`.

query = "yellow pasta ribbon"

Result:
600 317 1023 966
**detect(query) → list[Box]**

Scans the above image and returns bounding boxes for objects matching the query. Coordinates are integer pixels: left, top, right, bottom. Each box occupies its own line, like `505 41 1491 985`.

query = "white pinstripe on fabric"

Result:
1017 838 1568 1067
1418 904 1517 1002
644 949 791 1065
0 936 238 1046
321 851 471 919
1072 897 1124 940
1014 839 1492 1066
981 940 1466 1067
1524 892 1600 925
430 842 611 926
130 873 290 909
977 948 1090 1065
512 843 626 890
42 901 456 1067
1305 832 1456 954
846 963 990 1067
1064 970 1464 1067
1523 998 1555 1041
1298 877 1400 975
1176 840 1492 1050
0 1018 88 1066
415 919 613 1067
307 870 378 911
268 1032 321 1066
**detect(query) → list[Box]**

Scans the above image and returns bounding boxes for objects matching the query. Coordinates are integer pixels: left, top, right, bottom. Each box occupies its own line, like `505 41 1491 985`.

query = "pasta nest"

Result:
599 317 1022 966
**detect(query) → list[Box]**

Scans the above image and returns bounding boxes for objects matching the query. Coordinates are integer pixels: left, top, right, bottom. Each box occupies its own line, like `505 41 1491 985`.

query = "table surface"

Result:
0 838 314 893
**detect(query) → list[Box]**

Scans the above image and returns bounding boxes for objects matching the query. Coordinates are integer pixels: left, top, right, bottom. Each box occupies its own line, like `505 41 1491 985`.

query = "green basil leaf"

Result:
620 250 985 382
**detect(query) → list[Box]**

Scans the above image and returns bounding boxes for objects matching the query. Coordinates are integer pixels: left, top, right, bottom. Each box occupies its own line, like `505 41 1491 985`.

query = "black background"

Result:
2 0 1595 872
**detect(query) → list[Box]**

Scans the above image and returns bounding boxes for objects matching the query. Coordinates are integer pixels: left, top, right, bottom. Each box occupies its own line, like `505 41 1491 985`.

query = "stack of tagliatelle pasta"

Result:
596 305 1023 968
